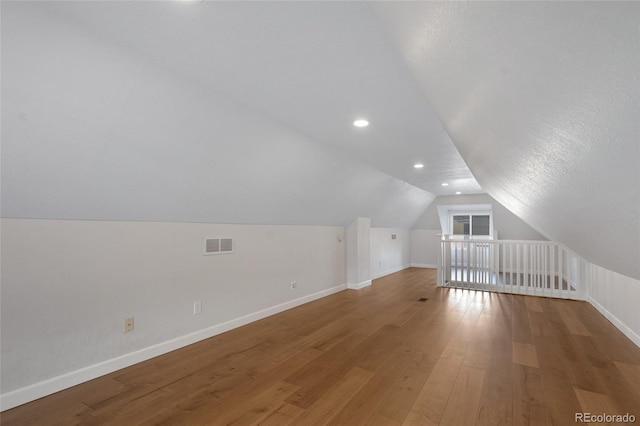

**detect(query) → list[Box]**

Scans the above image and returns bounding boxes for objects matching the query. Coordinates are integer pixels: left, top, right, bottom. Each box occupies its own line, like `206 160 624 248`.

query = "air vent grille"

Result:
205 239 220 254
204 238 234 255
220 238 233 252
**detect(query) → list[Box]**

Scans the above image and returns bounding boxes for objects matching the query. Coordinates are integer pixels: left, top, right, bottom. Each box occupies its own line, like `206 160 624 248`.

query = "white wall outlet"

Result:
193 300 202 315
124 317 134 333
290 281 297 290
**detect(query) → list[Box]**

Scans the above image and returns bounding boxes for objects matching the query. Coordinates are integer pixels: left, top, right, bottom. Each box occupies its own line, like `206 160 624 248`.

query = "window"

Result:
438 204 493 238
472 215 490 235
453 215 470 235
452 214 491 236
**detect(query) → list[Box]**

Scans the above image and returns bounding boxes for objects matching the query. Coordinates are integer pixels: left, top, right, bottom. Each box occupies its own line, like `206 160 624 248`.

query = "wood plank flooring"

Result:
2 267 639 425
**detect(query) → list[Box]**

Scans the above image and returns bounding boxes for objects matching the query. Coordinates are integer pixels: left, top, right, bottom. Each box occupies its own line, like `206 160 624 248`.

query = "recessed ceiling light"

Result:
353 119 369 127
413 163 424 169
441 183 449 186
455 191 462 195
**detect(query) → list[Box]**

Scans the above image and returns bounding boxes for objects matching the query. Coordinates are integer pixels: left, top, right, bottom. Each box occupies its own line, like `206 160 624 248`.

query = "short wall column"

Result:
347 217 371 289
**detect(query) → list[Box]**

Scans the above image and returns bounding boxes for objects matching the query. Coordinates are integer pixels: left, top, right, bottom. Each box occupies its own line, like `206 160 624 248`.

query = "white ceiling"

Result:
2 1 638 279
31 1 482 196
1 1 441 229
374 1 639 279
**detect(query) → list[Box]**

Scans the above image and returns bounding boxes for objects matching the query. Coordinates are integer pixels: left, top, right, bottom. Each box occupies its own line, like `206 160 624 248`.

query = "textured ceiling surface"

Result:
374 1 640 279
2 1 638 278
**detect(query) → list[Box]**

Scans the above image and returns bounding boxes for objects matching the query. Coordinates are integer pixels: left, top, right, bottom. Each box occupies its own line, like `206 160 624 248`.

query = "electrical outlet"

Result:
193 300 202 315
124 317 134 333
290 281 297 290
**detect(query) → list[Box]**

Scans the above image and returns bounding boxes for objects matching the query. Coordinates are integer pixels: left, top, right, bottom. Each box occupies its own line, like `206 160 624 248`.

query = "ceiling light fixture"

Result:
456 191 462 195
353 119 369 127
413 163 424 169
441 183 449 186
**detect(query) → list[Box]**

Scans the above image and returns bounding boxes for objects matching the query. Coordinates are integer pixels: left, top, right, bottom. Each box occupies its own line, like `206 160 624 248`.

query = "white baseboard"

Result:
588 297 640 348
371 264 410 280
0 283 348 411
410 263 437 269
348 280 372 290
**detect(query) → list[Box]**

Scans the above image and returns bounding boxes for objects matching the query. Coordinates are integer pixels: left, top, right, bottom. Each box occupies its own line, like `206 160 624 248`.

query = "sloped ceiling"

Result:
2 2 638 278
373 1 640 279
0 1 478 229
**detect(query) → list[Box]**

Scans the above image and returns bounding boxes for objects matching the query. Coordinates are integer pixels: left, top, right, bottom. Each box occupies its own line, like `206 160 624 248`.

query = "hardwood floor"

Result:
2 268 640 425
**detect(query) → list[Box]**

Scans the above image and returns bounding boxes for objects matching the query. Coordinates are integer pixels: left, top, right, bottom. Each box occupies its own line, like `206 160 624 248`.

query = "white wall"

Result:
410 229 440 268
410 194 547 267
588 264 640 347
413 194 547 240
370 228 410 279
0 218 346 409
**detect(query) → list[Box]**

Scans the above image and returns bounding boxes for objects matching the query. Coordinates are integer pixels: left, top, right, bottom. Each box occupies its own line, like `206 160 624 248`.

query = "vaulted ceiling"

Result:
2 1 638 279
